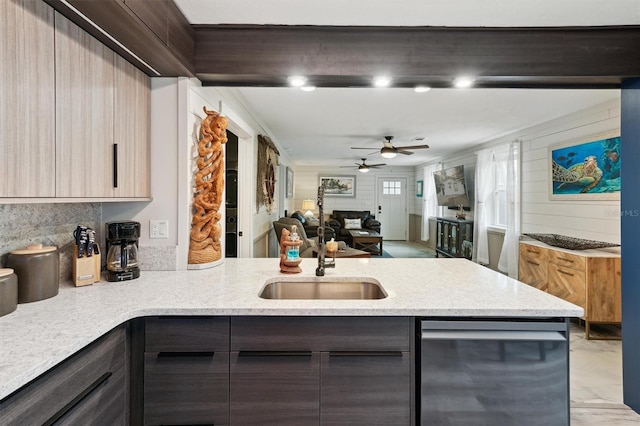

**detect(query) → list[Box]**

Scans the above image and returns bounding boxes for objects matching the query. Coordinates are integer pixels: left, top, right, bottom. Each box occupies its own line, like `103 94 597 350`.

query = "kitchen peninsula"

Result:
0 258 582 424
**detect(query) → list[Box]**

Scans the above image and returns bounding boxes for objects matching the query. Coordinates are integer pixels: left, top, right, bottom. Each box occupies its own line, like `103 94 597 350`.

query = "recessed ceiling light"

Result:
414 85 431 93
300 85 316 92
373 76 392 87
453 76 475 88
288 75 307 87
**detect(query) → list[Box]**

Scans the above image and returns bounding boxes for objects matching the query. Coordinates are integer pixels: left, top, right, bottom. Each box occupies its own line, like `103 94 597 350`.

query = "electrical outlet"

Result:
150 220 169 239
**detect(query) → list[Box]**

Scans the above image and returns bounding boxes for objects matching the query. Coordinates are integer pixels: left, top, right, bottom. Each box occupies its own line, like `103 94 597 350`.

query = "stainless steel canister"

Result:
6 244 60 303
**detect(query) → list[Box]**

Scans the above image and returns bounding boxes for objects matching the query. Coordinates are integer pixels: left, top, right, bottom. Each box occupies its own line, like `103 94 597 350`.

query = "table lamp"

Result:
301 199 316 218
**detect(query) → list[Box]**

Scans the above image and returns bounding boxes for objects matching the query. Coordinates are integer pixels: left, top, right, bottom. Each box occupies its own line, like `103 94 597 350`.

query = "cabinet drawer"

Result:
231 317 411 351
0 326 126 425
320 351 411 425
51 366 127 425
145 316 229 352
144 351 229 425
549 264 586 308
548 249 586 271
519 257 548 291
519 243 548 261
230 351 320 425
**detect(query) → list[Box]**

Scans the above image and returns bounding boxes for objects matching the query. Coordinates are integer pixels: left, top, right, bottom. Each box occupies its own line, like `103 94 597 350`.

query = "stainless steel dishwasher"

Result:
419 318 570 426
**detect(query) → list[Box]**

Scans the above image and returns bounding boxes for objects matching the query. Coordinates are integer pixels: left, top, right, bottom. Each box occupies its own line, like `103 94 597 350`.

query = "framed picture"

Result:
549 132 620 200
319 175 356 197
416 180 423 197
286 167 294 198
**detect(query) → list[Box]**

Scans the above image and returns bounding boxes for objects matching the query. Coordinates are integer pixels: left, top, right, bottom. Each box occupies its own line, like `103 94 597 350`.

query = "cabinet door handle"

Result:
157 351 215 357
526 249 539 254
557 257 575 263
238 351 312 357
113 143 118 188
43 372 112 426
526 260 540 266
328 351 403 357
557 269 575 277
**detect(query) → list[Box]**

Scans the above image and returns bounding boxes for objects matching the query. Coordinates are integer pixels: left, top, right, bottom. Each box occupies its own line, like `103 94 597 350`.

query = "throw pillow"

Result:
344 218 362 230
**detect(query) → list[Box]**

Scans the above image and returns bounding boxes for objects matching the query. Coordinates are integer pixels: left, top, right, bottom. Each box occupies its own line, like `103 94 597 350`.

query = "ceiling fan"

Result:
351 135 430 158
340 158 386 173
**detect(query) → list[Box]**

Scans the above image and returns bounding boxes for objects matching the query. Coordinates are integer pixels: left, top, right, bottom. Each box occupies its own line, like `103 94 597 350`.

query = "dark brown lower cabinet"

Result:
320 351 411 425
142 316 230 425
229 351 320 426
144 351 229 425
0 325 128 426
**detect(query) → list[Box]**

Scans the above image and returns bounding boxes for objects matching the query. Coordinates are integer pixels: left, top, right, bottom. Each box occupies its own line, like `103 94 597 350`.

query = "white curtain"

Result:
474 149 495 265
498 140 521 278
421 163 440 241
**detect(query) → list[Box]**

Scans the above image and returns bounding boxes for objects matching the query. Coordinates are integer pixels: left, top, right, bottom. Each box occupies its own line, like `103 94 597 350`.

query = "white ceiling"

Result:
227 87 619 167
175 0 631 167
174 0 640 27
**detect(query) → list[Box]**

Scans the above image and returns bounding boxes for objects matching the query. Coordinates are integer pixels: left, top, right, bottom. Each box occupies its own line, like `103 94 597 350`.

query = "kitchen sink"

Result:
259 278 387 300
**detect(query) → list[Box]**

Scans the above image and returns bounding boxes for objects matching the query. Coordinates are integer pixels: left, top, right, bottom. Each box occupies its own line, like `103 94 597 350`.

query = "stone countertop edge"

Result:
0 258 583 400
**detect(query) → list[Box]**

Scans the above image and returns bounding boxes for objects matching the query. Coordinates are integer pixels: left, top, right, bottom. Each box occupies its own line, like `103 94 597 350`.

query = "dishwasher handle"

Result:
421 330 566 342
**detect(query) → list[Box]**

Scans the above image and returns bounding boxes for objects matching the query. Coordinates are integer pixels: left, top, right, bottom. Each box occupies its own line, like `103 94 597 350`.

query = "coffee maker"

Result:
105 221 140 282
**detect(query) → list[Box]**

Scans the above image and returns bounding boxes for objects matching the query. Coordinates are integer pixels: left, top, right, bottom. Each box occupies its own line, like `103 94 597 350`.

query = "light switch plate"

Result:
150 220 169 239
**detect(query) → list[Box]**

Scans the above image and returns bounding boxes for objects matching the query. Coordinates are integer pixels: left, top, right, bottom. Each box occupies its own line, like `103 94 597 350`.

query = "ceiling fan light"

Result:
359 167 370 173
288 75 307 87
414 85 431 93
300 85 316 92
380 147 397 159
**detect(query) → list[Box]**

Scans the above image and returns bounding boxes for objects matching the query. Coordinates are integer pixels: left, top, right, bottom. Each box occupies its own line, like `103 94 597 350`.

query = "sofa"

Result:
289 211 336 240
328 210 381 245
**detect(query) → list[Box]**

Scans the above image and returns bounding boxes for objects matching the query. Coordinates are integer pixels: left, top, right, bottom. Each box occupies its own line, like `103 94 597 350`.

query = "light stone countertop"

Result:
0 258 582 400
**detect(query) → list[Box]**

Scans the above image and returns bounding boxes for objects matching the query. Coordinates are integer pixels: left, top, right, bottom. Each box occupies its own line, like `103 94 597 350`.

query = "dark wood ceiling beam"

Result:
195 25 640 88
43 0 195 77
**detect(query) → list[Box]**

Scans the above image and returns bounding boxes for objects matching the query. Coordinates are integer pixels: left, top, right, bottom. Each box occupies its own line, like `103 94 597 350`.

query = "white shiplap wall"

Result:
416 99 621 245
520 100 620 243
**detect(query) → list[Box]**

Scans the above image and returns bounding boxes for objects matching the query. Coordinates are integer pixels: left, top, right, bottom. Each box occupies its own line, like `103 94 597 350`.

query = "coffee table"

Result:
313 246 370 258
349 230 383 256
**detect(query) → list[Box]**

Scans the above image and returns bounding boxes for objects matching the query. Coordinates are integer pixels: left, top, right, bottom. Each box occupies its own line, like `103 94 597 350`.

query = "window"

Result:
383 180 402 195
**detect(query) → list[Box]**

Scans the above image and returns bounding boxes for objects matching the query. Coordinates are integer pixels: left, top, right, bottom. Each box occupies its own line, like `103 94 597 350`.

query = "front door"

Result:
376 177 407 240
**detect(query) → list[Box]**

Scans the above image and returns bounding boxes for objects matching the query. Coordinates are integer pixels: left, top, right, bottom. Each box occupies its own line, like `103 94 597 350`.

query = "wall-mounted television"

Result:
433 165 471 208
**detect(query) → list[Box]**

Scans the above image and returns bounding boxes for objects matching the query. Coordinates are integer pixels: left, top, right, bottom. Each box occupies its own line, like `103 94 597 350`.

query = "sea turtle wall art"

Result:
549 134 621 200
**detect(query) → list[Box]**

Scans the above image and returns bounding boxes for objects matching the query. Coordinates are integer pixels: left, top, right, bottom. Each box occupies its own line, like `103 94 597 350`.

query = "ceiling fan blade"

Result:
351 146 375 150
394 144 430 150
339 165 356 168
368 163 387 167
397 150 414 155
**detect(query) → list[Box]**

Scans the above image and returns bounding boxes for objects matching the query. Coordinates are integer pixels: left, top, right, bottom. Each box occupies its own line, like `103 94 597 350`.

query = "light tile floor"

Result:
384 241 640 424
570 323 640 425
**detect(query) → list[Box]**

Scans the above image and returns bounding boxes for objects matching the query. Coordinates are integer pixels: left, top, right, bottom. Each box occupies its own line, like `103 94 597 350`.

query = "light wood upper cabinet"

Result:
114 55 151 198
55 12 115 198
2 4 150 201
0 0 55 197
54 12 150 199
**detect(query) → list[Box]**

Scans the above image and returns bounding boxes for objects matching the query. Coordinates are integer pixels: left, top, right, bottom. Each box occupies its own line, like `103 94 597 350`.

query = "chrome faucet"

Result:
316 186 335 276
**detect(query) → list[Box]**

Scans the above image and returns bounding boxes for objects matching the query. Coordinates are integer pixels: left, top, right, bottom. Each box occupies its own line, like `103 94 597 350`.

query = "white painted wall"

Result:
293 165 417 218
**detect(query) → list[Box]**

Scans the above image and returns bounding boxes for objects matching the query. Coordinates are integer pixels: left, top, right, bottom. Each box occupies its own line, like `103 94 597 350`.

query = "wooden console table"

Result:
519 240 621 340
349 230 383 256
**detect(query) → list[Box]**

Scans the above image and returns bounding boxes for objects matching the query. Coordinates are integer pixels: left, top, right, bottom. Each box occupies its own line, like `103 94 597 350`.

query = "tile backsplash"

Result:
0 203 102 282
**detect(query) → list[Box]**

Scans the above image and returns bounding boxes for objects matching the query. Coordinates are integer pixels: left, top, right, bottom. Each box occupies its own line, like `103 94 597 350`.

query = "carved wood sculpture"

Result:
188 107 228 264
279 228 303 273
